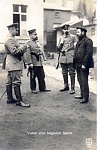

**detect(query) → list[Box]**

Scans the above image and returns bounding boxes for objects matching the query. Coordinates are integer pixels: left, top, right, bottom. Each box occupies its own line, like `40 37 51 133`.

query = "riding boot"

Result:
70 76 75 94
60 75 69 91
6 84 16 104
14 86 30 107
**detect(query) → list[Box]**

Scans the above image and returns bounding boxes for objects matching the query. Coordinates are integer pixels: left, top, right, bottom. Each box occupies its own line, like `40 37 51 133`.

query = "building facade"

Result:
43 0 97 52
75 0 97 50
43 0 73 52
0 0 43 52
86 1 97 50
0 0 97 54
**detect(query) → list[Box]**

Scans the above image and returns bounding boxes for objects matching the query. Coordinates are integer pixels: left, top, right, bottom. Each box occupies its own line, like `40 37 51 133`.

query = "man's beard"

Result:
65 31 69 36
77 34 84 41
33 37 38 41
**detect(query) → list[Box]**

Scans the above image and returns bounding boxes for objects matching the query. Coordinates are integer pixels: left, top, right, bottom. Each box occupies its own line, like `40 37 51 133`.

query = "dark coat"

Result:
74 36 94 68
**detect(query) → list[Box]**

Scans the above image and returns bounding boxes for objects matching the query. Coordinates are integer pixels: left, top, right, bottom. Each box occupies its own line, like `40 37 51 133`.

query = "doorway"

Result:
46 31 56 52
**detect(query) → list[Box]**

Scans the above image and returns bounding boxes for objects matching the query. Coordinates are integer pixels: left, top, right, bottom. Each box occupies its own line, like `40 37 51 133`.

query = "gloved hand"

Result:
82 65 86 68
29 64 33 68
22 44 29 52
26 64 29 69
82 65 86 69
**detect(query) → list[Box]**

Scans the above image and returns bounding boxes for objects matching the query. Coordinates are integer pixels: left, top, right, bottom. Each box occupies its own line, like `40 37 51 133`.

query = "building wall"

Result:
85 24 97 49
27 0 43 44
43 0 73 10
84 0 97 48
44 9 72 31
44 9 72 51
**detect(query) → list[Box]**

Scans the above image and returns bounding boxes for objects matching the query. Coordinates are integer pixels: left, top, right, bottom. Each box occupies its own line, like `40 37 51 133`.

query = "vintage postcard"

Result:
0 0 96 150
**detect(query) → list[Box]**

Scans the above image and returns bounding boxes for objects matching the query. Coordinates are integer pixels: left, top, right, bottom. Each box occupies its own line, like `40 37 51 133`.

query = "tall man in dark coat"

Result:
74 26 94 103
3 23 30 107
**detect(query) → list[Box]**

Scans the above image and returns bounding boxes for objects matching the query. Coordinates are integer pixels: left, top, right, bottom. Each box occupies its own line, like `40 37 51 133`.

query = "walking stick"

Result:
56 52 60 69
0 89 6 101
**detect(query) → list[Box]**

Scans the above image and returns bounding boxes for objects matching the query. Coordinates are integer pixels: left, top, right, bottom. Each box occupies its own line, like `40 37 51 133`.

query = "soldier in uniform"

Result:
3 23 30 107
57 24 76 94
24 29 51 93
74 26 94 103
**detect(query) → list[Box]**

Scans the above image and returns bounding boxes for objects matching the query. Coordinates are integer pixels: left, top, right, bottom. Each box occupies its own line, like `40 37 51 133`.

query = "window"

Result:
13 4 27 36
55 11 60 18
21 5 27 13
91 28 95 35
21 15 26 21
13 4 19 12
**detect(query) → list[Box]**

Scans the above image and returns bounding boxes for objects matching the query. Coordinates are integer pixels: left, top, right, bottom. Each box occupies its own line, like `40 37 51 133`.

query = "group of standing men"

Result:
2 22 94 108
3 23 50 108
57 24 94 104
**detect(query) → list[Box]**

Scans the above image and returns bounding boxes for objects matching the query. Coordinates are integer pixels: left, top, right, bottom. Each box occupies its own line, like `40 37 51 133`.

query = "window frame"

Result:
54 11 60 19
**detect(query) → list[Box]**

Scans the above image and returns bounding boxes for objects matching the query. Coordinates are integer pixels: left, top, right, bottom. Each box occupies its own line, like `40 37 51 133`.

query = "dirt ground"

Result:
0 62 96 150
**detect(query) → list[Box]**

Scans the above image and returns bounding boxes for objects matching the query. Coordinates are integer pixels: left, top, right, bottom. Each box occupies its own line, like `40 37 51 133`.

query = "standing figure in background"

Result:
57 24 76 94
74 26 94 103
24 29 51 93
3 23 30 107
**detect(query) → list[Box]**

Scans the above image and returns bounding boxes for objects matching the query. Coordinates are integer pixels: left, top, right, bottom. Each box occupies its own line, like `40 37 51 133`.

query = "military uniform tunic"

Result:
24 40 46 91
59 34 76 64
4 36 27 86
58 33 76 77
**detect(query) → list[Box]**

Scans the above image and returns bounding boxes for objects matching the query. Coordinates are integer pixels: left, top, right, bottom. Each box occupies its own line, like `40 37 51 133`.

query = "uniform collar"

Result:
63 33 70 38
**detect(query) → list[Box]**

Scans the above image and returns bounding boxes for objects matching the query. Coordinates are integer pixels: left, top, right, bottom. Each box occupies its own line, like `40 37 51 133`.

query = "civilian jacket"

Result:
74 36 94 68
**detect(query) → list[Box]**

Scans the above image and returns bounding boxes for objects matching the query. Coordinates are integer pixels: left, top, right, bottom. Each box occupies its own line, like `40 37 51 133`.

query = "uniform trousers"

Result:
76 67 89 98
61 63 75 77
6 70 21 87
29 66 46 91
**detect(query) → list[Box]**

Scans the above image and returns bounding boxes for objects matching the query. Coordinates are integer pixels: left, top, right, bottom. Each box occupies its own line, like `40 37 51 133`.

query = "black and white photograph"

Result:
0 0 97 149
